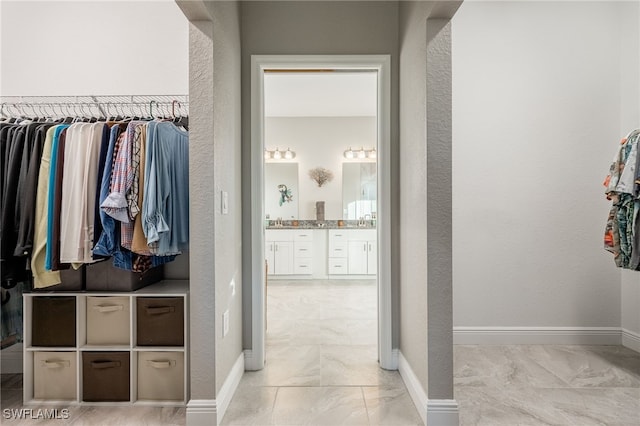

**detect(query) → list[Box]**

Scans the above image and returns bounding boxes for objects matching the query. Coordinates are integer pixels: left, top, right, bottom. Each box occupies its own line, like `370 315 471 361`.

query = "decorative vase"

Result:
316 201 325 221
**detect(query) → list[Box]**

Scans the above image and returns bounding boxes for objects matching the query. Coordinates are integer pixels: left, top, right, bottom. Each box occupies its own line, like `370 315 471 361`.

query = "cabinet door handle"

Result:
368 243 372 252
299 248 307 251
148 360 176 369
275 244 278 252
94 304 124 313
146 306 175 315
43 360 70 369
90 361 121 369
299 265 308 268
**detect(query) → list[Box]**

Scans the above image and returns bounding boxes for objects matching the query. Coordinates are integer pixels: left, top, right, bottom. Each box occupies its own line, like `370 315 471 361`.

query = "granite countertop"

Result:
265 219 376 230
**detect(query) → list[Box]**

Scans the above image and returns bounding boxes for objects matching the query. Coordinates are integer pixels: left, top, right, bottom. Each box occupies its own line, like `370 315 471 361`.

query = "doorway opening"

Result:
250 55 393 371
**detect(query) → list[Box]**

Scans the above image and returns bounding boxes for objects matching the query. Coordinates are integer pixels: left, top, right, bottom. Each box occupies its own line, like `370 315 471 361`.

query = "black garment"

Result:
1 123 28 287
14 123 56 257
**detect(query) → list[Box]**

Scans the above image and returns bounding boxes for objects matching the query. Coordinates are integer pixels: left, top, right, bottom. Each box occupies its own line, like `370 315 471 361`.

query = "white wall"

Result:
452 1 633 332
265 116 377 220
0 0 188 96
620 1 640 347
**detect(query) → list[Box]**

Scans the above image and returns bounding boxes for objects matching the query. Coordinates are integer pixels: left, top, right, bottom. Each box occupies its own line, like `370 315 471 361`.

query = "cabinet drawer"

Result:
32 297 76 347
136 298 184 346
294 242 313 258
329 242 348 258
293 231 313 242
349 229 376 241
34 352 76 400
87 296 130 346
328 258 348 274
329 230 348 242
265 230 293 242
137 351 184 401
294 258 313 275
82 352 130 402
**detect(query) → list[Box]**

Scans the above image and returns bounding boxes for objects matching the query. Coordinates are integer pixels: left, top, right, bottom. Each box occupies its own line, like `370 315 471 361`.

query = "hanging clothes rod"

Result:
0 95 189 119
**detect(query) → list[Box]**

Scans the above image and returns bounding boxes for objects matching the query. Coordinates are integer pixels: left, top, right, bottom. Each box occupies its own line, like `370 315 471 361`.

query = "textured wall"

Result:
188 19 216 401
207 0 244 395
425 19 453 400
452 1 625 329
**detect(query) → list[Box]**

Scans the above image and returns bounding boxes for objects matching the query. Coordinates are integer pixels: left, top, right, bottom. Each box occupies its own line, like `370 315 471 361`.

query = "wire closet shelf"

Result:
0 95 189 119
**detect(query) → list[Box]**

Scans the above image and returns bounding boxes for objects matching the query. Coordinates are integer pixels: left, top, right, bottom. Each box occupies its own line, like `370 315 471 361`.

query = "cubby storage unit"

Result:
23 280 189 406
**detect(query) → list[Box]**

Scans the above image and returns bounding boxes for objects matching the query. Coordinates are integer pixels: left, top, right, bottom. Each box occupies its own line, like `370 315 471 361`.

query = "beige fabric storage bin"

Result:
137 351 184 401
33 352 76 400
86 296 130 345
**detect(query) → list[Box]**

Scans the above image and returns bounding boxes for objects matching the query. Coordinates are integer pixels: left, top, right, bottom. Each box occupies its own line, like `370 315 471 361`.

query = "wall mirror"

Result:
342 162 377 220
265 163 299 220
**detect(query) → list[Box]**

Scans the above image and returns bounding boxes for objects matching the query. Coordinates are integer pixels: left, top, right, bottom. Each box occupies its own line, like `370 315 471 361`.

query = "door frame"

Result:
250 54 394 370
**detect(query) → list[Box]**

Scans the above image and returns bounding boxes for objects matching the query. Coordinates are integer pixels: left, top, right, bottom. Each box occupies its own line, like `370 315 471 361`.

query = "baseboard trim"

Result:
453 327 622 345
216 352 244 425
622 329 640 353
1 343 23 374
427 399 460 426
398 351 428 425
390 348 399 370
244 349 260 371
186 399 217 426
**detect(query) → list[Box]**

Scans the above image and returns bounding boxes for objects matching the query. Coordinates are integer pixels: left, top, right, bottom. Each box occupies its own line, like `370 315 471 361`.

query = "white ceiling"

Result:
264 72 377 117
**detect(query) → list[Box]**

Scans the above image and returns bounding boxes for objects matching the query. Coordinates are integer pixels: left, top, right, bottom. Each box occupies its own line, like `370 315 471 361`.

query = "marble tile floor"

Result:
454 344 640 426
222 279 423 426
3 279 640 425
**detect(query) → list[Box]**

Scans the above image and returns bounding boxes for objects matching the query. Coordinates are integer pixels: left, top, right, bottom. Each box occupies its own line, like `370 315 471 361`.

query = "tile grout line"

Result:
361 386 372 426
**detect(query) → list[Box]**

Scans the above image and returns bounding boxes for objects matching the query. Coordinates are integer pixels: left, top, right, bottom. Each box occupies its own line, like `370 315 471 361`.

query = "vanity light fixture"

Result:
344 146 377 160
264 147 296 160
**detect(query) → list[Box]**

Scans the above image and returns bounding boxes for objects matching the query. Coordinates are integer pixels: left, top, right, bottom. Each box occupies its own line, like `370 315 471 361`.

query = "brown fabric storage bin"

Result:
136 298 184 346
33 351 77 400
137 352 184 401
82 352 130 402
34 267 84 291
85 261 163 292
31 297 76 347
86 296 130 345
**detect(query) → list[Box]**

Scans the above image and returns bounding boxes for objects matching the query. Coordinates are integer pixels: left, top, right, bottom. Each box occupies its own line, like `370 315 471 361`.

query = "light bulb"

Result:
357 147 366 159
273 149 282 160
345 148 354 159
284 148 294 160
264 150 271 160
368 149 377 159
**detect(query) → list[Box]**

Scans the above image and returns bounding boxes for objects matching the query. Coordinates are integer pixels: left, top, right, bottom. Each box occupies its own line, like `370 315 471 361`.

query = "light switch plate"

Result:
223 310 229 336
222 191 229 214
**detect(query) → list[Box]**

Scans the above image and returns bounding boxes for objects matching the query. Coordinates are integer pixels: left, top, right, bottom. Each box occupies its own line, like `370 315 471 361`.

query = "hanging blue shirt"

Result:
142 122 189 256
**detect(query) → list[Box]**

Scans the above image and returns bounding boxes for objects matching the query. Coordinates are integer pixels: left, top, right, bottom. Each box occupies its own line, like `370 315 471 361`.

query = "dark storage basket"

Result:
85 261 163 292
82 352 130 402
136 297 184 346
33 267 84 292
31 297 76 347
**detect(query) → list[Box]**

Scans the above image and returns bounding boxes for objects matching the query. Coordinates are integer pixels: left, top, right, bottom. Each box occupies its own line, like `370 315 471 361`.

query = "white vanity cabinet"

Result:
265 230 313 275
329 229 377 276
